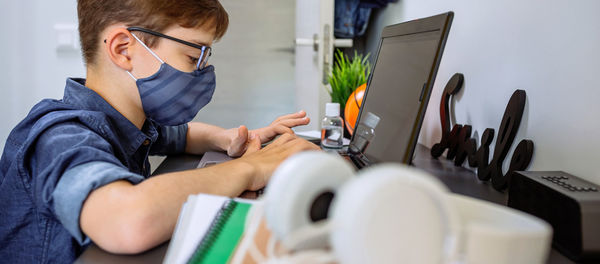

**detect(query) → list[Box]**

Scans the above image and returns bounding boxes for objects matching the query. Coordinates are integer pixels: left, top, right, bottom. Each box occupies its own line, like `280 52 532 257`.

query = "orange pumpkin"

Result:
344 83 367 136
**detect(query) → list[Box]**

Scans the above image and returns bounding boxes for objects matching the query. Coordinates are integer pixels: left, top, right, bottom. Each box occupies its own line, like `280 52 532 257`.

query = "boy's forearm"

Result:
185 122 230 154
80 159 255 254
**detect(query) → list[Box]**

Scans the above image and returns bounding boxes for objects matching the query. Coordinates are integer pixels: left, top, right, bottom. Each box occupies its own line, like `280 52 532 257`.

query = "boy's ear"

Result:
104 28 134 71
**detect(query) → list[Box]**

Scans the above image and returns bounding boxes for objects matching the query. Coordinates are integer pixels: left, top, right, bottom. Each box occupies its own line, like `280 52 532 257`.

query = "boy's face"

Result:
93 23 218 124
129 24 217 79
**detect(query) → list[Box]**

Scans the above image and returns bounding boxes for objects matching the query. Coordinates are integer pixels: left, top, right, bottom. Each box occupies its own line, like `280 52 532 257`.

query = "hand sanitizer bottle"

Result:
321 103 344 149
349 112 380 154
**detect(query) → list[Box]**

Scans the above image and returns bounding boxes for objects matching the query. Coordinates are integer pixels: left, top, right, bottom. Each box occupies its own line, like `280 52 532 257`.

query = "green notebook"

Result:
188 200 251 263
163 194 253 264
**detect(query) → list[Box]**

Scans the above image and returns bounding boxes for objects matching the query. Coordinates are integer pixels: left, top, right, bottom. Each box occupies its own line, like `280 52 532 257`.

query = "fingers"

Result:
263 133 297 149
265 136 321 156
263 116 309 142
272 125 294 136
277 117 310 128
273 110 306 123
244 133 262 156
240 135 320 190
238 125 248 140
227 126 249 157
254 123 299 144
254 111 310 144
284 138 321 153
260 138 321 166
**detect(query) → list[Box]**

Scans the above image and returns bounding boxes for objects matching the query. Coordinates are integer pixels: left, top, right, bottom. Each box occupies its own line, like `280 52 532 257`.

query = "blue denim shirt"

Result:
0 78 188 263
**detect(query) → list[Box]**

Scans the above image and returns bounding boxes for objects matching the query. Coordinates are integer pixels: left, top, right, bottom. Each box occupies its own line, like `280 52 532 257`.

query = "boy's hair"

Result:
77 0 229 66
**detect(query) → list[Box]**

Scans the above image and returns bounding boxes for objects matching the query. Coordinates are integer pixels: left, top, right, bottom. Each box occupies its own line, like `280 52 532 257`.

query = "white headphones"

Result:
249 151 551 264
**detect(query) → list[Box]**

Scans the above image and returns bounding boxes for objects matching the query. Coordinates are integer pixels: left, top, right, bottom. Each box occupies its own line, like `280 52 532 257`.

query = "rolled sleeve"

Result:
52 161 145 245
150 123 188 155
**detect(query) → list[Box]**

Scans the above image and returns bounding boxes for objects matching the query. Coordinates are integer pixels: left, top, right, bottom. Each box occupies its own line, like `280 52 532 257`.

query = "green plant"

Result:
327 49 371 111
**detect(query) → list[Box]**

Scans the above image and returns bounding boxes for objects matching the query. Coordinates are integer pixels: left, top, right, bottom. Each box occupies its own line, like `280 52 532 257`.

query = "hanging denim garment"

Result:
334 0 398 38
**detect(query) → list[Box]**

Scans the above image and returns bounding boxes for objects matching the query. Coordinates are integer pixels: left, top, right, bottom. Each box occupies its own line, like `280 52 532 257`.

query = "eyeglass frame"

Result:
126 26 212 70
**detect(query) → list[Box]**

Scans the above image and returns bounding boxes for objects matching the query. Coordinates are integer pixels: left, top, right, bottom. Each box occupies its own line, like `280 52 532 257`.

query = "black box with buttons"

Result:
508 171 600 262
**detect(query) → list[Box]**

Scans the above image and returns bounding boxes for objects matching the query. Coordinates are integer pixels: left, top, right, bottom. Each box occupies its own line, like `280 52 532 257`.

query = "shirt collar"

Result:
62 78 158 154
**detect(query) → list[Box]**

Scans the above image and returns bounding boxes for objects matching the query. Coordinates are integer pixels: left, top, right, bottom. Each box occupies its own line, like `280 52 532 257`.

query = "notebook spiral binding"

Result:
187 200 238 264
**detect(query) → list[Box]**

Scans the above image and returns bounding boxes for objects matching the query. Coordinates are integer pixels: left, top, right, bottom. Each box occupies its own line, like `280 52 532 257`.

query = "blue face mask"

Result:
127 33 216 126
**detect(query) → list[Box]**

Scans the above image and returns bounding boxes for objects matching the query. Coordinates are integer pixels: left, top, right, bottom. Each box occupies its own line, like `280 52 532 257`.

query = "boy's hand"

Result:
224 111 310 157
224 125 251 157
236 133 320 191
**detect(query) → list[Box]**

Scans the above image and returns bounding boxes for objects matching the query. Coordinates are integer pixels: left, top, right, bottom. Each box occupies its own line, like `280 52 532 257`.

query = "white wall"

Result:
366 0 600 184
0 0 85 152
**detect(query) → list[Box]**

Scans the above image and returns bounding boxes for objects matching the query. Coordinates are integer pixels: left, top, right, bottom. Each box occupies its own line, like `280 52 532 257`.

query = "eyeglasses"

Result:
127 26 212 70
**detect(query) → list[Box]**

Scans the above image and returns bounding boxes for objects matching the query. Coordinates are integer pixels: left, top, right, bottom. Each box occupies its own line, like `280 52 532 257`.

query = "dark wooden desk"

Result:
75 145 575 264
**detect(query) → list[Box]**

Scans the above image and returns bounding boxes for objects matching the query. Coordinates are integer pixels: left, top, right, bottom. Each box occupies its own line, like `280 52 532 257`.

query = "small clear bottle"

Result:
321 103 344 149
349 112 380 154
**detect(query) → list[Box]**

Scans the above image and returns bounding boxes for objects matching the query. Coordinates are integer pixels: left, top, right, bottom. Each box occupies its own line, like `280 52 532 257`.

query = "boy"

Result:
0 0 319 263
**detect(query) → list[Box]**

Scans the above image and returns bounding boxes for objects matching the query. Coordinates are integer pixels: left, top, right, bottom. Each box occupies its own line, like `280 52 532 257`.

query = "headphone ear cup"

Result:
330 164 460 264
450 194 552 264
264 151 355 250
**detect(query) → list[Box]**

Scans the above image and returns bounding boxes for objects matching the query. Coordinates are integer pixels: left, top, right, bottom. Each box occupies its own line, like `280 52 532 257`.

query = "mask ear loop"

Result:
127 32 165 81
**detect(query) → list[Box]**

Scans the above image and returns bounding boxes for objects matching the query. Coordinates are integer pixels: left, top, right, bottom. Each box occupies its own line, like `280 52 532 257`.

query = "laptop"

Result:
197 12 454 170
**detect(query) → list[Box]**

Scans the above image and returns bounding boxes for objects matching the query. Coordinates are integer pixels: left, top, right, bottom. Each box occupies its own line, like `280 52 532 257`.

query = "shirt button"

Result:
143 139 150 146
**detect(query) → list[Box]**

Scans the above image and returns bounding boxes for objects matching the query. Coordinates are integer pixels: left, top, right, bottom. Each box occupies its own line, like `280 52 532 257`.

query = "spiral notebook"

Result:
163 194 254 264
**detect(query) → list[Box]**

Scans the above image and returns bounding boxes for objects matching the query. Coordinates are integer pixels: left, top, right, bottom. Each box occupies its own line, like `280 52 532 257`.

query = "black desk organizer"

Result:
509 171 600 262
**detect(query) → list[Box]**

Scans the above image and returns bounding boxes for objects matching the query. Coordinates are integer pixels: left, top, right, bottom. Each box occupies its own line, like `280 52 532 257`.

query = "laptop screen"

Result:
348 13 453 164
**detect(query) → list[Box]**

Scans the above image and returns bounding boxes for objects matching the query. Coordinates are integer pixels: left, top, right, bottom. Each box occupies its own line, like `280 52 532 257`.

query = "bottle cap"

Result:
363 112 381 128
325 103 340 117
